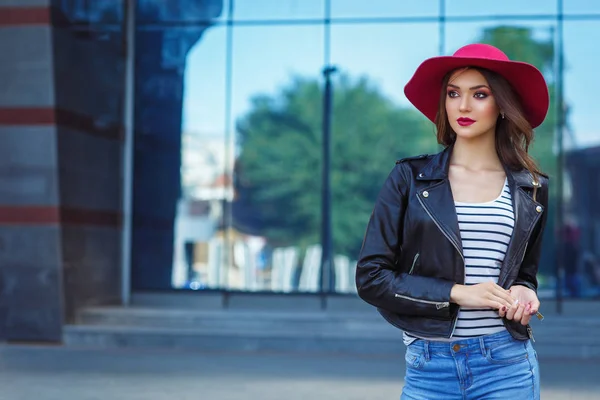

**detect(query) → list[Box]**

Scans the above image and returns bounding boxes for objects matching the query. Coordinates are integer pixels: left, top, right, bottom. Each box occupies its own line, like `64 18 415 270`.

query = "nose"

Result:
459 95 471 113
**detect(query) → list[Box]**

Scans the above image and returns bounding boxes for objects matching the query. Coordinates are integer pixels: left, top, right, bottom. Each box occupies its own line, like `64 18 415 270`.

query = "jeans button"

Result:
452 344 461 352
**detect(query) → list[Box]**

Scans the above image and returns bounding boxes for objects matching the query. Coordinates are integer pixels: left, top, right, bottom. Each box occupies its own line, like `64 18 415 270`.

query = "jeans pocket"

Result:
486 340 529 365
404 346 426 370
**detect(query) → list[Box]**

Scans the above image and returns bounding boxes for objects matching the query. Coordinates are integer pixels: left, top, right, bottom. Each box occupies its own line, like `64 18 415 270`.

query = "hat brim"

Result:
404 56 549 128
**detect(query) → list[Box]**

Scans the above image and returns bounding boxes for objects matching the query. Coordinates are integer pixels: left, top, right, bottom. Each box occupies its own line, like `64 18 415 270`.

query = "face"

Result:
445 68 500 141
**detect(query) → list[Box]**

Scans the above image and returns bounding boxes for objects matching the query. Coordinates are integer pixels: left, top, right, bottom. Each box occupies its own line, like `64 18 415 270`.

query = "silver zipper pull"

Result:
408 253 420 274
527 325 535 343
436 302 450 310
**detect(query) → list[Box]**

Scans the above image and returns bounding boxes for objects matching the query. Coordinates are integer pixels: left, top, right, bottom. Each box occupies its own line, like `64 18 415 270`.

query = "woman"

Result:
355 43 549 399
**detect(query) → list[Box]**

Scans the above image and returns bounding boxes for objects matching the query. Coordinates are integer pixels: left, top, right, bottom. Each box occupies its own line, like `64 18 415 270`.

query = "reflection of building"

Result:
566 145 600 251
173 132 229 288
565 145 600 295
181 132 233 201
174 131 267 290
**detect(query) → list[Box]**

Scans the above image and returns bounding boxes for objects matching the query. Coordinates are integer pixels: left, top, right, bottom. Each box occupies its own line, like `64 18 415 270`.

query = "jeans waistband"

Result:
408 330 522 357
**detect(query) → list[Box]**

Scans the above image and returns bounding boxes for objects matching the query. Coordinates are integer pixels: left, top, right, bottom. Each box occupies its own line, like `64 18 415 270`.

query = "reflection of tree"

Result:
234 75 437 257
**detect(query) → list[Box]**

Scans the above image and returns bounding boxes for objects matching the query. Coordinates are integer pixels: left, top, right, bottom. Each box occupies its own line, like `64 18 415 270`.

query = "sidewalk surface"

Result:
0 344 598 400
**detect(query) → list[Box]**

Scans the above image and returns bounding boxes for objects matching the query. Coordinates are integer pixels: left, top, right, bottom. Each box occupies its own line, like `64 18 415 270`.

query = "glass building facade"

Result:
128 0 600 301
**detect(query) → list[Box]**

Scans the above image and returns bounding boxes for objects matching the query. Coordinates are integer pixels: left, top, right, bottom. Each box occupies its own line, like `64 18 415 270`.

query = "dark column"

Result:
131 0 223 290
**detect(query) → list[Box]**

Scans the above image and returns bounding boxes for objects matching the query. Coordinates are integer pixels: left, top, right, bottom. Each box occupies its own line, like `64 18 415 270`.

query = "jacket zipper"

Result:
527 325 535 342
394 293 449 309
416 192 465 338
409 253 420 274
416 192 465 266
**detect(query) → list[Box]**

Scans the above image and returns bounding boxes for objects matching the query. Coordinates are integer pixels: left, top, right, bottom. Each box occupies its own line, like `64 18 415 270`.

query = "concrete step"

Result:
63 324 407 354
64 306 600 359
76 307 392 332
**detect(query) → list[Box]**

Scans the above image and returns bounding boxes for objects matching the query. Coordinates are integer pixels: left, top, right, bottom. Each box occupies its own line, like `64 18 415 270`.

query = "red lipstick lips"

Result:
457 117 475 127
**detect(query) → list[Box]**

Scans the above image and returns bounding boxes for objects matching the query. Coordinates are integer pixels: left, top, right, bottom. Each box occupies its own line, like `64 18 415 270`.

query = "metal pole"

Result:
555 0 565 314
439 0 445 55
319 0 336 306
120 0 136 306
321 65 337 296
222 0 234 308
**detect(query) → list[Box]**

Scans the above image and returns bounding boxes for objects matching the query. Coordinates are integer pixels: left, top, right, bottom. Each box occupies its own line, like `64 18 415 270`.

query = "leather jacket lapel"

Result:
415 147 463 258
499 168 544 285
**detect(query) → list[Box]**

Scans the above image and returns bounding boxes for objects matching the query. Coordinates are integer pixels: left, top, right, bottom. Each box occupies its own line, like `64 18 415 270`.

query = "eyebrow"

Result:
447 84 490 90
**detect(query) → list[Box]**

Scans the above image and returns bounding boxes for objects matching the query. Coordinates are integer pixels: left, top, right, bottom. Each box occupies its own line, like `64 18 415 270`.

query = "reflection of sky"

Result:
182 0 600 148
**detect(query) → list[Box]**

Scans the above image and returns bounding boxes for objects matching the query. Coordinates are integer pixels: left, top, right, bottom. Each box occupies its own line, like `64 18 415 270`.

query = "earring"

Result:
501 112 505 119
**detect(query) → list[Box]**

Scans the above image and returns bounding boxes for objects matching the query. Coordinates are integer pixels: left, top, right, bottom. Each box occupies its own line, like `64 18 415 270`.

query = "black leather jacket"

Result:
356 145 549 341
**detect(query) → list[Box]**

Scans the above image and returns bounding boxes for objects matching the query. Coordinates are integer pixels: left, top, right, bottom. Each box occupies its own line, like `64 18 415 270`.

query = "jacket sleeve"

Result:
355 163 455 318
513 177 550 293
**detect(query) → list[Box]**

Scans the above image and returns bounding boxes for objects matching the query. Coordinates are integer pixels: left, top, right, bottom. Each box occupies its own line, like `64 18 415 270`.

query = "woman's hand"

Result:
499 285 540 326
450 282 514 310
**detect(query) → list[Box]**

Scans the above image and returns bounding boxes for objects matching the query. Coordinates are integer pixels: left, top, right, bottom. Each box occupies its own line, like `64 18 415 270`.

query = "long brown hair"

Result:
434 67 545 180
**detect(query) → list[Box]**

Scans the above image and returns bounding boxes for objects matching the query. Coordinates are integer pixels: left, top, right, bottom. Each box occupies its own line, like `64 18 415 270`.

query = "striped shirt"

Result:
403 179 513 345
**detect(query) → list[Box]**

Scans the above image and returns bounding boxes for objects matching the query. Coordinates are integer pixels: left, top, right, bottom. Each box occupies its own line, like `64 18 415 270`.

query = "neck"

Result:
450 134 502 171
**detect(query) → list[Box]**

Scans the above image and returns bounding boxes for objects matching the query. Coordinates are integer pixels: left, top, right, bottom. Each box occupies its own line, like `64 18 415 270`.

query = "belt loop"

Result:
423 340 430 361
479 336 486 357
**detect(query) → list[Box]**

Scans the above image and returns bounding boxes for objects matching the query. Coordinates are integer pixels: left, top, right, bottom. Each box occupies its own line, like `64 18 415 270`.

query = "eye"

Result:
474 92 489 99
447 90 459 98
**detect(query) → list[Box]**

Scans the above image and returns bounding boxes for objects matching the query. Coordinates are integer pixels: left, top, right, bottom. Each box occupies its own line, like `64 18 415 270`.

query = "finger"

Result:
498 305 507 318
529 299 541 315
493 287 514 307
520 303 533 325
488 301 505 311
505 303 517 320
491 295 512 311
513 304 525 322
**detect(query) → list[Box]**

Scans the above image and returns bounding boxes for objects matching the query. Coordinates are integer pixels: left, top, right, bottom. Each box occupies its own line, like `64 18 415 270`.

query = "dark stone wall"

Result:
131 0 223 290
51 1 125 321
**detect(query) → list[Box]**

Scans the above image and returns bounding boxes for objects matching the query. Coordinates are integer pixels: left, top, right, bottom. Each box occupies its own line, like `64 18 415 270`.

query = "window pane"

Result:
445 20 557 297
562 21 600 298
231 25 325 292
232 0 324 21
331 0 439 19
329 23 440 293
564 0 600 15
446 0 556 17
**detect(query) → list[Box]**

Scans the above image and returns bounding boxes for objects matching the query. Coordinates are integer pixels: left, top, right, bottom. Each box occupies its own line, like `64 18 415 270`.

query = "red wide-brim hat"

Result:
404 43 549 128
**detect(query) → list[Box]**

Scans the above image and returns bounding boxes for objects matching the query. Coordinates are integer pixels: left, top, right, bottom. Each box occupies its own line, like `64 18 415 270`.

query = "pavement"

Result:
0 343 599 400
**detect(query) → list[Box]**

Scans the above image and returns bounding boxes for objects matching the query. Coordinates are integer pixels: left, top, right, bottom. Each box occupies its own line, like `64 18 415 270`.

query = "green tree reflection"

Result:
235 75 436 257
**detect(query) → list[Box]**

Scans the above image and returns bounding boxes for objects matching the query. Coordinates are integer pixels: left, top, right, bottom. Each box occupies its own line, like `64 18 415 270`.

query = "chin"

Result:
451 125 494 141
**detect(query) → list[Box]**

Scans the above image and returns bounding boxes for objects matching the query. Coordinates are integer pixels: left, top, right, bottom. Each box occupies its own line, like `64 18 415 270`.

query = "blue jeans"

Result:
401 330 539 400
